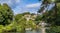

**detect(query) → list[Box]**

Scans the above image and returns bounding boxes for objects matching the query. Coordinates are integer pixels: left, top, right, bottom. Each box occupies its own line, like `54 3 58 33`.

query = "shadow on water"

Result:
2 28 41 33
26 29 41 33
2 30 41 33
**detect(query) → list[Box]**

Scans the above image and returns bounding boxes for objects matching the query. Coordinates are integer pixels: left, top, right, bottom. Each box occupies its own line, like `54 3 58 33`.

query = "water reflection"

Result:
3 30 41 33
26 30 41 33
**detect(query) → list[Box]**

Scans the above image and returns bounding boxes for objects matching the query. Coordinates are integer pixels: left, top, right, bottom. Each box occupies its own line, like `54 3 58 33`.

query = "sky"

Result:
0 0 42 15
0 0 55 15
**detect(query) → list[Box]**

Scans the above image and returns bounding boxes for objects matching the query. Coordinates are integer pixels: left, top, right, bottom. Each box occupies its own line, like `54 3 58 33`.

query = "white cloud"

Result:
0 0 21 6
12 6 22 14
0 0 21 14
0 0 20 3
15 0 20 3
0 0 11 4
26 2 42 8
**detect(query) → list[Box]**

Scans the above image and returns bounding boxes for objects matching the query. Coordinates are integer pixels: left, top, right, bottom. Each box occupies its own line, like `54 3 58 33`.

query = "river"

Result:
26 30 41 33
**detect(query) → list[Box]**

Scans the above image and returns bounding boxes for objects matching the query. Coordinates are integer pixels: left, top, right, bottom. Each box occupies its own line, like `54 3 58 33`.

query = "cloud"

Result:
0 0 21 8
0 0 20 3
0 0 41 15
12 5 28 14
0 0 21 14
26 3 41 8
15 0 20 3
12 6 22 14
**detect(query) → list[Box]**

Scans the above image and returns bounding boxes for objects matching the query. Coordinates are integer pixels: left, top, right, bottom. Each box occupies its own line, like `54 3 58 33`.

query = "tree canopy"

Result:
0 3 13 26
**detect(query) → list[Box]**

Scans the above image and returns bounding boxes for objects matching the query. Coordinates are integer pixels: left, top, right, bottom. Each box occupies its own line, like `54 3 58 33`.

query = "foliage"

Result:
0 0 60 33
0 21 16 33
26 20 36 29
15 13 37 33
15 14 23 22
35 15 42 21
38 0 60 33
22 12 30 15
0 3 13 26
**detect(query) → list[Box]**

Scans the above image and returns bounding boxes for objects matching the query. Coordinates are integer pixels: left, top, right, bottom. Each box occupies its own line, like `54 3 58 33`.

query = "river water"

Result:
26 30 41 33
3 29 41 33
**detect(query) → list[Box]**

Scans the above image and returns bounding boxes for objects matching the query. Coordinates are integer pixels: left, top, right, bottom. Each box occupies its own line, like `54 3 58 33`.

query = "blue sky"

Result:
0 0 55 15
0 0 42 15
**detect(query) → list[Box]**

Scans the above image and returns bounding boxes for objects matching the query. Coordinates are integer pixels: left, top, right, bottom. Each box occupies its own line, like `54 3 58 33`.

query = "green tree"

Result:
38 0 60 26
38 0 60 33
0 3 13 26
15 12 37 33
